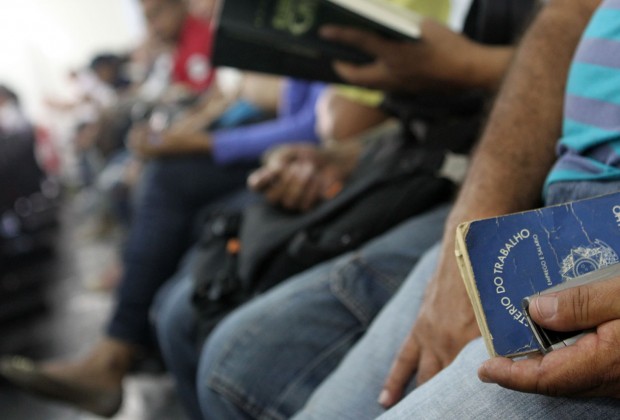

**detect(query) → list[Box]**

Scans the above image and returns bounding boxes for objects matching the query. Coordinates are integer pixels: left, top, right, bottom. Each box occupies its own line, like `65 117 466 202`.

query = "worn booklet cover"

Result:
455 192 620 357
212 0 422 83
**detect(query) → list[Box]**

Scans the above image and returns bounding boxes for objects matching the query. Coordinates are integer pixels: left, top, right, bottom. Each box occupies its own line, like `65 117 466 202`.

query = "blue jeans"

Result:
171 204 450 419
106 155 254 348
295 245 618 419
154 271 203 419
292 180 620 419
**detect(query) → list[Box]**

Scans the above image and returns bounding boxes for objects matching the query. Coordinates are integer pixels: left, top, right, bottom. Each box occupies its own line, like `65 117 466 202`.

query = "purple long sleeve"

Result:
211 79 326 165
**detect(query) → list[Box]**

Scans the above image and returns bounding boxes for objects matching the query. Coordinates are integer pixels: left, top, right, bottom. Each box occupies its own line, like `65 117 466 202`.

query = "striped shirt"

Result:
545 0 620 189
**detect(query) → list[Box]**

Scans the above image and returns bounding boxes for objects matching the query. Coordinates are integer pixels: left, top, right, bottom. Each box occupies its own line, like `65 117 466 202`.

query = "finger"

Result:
379 336 421 408
264 166 295 206
478 333 603 396
264 180 285 205
299 177 322 211
282 163 314 210
264 146 297 168
332 61 386 88
248 168 278 192
320 25 386 56
530 277 620 331
479 355 547 392
415 350 443 386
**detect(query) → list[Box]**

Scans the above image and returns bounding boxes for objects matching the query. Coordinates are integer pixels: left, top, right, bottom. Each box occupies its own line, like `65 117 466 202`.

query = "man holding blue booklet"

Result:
290 0 620 418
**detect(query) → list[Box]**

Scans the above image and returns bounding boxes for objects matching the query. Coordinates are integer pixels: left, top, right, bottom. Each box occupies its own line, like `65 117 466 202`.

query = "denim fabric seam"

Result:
330 254 403 326
207 375 277 420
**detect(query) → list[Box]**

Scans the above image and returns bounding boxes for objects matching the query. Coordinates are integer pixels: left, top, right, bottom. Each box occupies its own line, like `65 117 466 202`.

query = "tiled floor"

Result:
0 197 186 419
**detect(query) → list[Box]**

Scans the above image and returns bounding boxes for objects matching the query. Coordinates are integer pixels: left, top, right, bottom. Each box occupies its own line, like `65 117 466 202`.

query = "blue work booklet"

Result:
455 192 620 357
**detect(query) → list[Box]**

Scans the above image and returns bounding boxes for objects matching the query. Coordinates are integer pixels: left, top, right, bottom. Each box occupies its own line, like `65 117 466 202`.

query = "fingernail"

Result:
378 390 391 406
478 363 492 383
534 295 558 320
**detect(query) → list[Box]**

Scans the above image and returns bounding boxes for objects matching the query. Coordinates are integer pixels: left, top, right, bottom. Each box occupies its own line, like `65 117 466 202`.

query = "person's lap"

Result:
294 180 620 419
295 242 620 419
196 204 452 420
294 244 441 420
379 337 619 419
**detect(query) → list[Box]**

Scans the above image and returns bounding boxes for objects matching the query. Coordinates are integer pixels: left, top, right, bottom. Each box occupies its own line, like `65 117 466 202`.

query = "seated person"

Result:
46 0 221 234
287 0 619 418
154 1 535 419
0 76 389 418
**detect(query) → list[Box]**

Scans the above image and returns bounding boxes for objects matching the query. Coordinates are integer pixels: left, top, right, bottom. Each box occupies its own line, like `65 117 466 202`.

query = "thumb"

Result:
529 276 620 332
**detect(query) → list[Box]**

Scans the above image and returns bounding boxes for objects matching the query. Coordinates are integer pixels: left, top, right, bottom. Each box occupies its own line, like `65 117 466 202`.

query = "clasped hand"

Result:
248 144 355 212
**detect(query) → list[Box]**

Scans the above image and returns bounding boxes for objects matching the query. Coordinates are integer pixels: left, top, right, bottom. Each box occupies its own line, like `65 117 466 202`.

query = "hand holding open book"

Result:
212 0 423 83
212 0 506 90
319 20 496 92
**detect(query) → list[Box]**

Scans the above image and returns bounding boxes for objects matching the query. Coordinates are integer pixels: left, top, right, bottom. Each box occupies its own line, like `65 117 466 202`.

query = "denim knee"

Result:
196 253 412 420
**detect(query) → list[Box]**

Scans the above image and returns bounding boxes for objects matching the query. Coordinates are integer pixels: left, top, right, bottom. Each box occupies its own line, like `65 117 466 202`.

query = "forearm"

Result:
444 0 602 236
211 104 320 164
454 45 514 92
163 130 213 153
316 88 388 142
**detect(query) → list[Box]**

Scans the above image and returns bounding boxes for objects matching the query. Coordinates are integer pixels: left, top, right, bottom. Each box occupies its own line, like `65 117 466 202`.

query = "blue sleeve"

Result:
211 80 327 165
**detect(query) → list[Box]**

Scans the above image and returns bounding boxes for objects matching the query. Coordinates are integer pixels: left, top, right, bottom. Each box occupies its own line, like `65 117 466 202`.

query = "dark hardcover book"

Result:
212 0 421 83
455 192 620 357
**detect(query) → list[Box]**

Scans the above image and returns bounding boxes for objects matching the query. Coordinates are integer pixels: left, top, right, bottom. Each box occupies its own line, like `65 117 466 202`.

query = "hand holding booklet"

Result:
455 192 620 357
212 0 423 83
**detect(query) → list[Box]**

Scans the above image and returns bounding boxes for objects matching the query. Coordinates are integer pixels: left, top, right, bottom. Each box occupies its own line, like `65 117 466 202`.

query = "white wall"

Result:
0 0 146 121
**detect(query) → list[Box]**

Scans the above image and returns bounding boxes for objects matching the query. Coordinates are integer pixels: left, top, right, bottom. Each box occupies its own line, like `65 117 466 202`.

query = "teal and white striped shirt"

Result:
546 0 620 190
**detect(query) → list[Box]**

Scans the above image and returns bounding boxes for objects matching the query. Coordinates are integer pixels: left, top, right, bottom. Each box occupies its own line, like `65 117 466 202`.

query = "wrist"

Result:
458 44 514 92
166 131 213 153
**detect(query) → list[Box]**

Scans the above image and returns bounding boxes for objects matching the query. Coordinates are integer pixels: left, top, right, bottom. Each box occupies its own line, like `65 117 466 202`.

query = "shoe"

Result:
0 356 123 418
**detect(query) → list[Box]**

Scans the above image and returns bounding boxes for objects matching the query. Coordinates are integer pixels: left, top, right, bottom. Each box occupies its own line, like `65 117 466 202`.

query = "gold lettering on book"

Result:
272 0 318 36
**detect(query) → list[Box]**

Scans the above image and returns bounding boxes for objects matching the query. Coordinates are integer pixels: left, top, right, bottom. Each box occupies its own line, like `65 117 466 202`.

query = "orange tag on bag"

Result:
226 238 241 255
323 181 343 200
